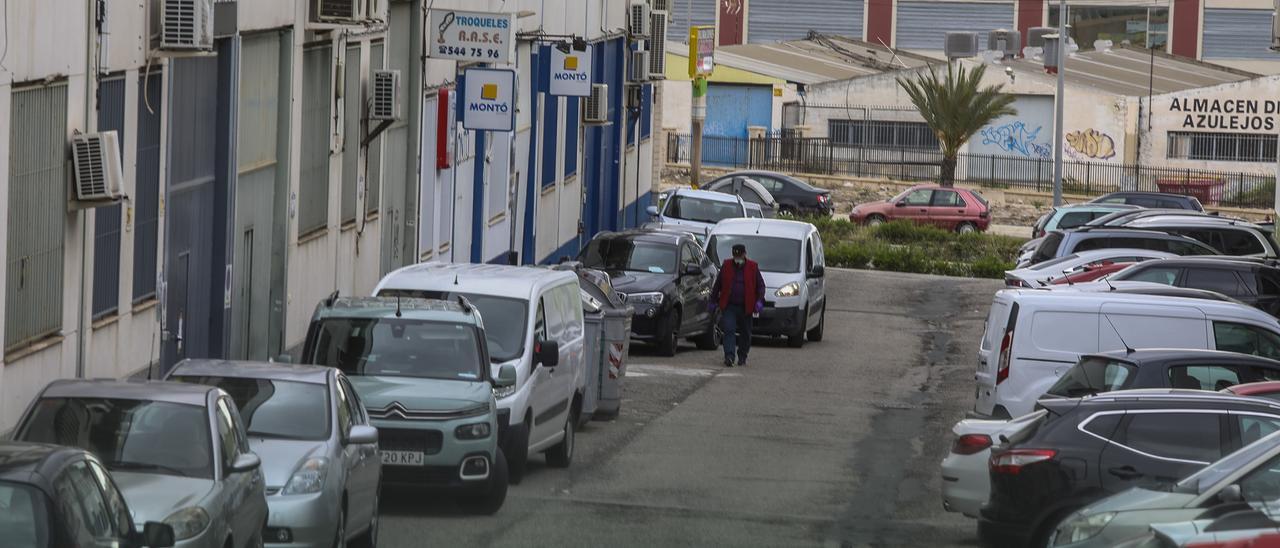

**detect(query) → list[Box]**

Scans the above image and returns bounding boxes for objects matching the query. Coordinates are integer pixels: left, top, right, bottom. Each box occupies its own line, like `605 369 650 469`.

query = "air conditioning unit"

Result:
72 132 126 202
629 0 652 38
371 70 402 121
1026 27 1055 48
365 0 384 20
651 0 671 11
313 0 367 24
585 84 609 124
159 0 214 51
988 29 1021 58
944 31 979 59
630 50 651 82
649 10 668 79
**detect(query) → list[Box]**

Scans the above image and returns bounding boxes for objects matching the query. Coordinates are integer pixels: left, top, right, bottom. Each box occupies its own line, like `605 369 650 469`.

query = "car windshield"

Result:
0 481 50 548
1176 430 1280 494
664 195 742 224
706 235 802 273
19 398 213 479
1045 357 1137 397
579 238 677 274
309 318 486 380
173 376 329 441
376 290 527 362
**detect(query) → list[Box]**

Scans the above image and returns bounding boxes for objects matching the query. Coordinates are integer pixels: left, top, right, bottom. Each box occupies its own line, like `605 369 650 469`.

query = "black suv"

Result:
702 170 833 216
1043 348 1280 400
1111 258 1280 316
1091 191 1205 211
578 229 719 356
979 390 1280 547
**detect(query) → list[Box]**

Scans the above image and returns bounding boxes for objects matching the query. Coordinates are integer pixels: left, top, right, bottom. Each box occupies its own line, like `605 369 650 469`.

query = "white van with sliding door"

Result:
373 263 585 484
976 289 1280 419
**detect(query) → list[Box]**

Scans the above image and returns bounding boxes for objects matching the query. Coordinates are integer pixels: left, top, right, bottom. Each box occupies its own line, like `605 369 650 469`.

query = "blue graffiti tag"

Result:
980 121 1052 159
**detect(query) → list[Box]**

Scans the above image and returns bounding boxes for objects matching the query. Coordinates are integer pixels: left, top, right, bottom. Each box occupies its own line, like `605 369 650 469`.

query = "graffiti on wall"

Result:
1065 129 1116 161
979 121 1052 159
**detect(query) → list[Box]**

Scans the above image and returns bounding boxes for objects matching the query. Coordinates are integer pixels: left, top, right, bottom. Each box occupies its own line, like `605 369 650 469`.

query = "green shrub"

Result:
871 246 933 274
970 256 1015 279
825 242 873 269
872 220 951 244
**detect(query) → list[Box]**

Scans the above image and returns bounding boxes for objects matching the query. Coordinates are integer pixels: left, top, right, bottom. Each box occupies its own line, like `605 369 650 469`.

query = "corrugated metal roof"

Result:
998 46 1257 96
669 35 937 85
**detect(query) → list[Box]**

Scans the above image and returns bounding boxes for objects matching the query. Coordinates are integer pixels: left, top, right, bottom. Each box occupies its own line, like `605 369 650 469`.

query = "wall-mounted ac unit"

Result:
585 84 609 124
630 50 651 82
72 132 126 202
313 0 367 24
159 0 215 51
371 70 402 121
629 0 652 38
944 32 979 59
649 10 668 79
988 29 1021 59
1026 27 1055 48
651 0 671 11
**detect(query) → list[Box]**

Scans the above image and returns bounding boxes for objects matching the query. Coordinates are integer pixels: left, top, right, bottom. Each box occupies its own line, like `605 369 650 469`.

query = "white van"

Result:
705 218 827 347
976 289 1280 419
373 263 586 483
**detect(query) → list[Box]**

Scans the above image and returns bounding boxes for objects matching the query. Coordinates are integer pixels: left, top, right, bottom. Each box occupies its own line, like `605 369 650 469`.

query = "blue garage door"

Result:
703 84 772 166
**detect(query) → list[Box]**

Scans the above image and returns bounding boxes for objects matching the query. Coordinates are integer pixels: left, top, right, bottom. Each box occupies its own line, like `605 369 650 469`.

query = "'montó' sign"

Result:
1065 129 1115 160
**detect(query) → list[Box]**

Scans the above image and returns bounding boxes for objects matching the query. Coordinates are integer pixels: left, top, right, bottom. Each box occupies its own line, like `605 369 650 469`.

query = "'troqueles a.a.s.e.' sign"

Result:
428 9 515 64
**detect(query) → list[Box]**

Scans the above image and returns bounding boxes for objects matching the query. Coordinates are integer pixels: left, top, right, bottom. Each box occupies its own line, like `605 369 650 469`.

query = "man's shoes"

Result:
723 357 735 367
737 356 748 367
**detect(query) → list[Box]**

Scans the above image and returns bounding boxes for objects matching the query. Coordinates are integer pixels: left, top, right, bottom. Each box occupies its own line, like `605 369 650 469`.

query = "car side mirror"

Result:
535 340 560 368
1219 484 1243 504
229 453 261 474
142 522 176 548
683 264 703 277
646 205 659 218
808 265 825 279
895 201 906 207
494 364 517 388
347 424 378 445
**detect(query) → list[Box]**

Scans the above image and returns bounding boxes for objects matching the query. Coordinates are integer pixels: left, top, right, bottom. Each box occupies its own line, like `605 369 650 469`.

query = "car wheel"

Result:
693 311 720 350
545 401 577 468
778 205 795 218
956 222 977 234
865 215 886 227
504 417 531 484
352 487 379 548
332 504 346 548
461 447 509 515
806 303 825 342
656 309 680 357
787 307 808 348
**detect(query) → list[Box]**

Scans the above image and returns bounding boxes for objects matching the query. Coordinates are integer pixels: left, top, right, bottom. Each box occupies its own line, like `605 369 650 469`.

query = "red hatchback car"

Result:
848 184 991 233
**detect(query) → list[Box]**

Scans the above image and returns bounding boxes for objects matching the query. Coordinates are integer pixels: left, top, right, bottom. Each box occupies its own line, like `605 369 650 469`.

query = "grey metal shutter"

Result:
896 2 1014 50
133 71 162 302
93 77 126 319
6 84 68 349
300 45 332 235
368 40 384 215
1203 9 1273 59
749 0 863 43
341 43 361 224
671 0 717 42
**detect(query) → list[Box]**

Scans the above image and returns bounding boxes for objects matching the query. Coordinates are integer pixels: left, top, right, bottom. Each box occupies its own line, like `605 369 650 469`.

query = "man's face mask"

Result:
733 257 745 266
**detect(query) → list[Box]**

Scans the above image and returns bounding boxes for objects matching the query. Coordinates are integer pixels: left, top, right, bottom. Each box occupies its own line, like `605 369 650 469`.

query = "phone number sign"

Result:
428 9 515 64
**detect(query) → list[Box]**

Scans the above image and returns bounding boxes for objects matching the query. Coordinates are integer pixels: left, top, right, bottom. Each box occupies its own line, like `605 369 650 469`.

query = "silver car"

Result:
168 360 381 547
13 379 269 548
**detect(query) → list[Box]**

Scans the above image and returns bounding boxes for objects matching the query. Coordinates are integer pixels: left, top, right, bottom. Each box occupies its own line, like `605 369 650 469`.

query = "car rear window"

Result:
1031 233 1065 264
1046 357 1137 397
1055 211 1096 231
969 190 989 207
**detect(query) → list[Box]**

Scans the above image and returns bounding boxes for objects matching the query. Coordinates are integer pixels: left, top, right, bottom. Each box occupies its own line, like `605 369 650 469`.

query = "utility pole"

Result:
689 26 715 188
1051 0 1067 207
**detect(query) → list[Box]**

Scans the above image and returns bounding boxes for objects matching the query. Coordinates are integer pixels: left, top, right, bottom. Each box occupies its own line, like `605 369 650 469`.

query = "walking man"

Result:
709 243 766 367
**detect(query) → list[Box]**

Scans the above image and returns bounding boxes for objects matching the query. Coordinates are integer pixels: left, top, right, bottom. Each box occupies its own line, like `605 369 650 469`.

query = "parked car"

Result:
302 296 511 513
702 170 834 216
974 289 1280 419
1043 349 1280 400
371 263 585 484
942 410 1048 519
0 441 176 548
1051 262 1138 285
167 360 382 542
702 176 779 218
849 184 991 233
1113 519 1280 548
1091 191 1205 211
1046 427 1280 548
645 188 748 241
1222 380 1280 401
980 390 1280 547
1121 215 1279 257
1085 208 1207 228
1021 227 1219 268
1109 258 1280 316
13 380 268 548
577 229 719 355
705 218 827 347
1005 249 1176 287
1032 204 1141 239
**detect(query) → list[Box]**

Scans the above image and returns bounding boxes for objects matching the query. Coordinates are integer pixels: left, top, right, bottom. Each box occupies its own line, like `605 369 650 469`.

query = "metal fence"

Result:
667 133 1277 210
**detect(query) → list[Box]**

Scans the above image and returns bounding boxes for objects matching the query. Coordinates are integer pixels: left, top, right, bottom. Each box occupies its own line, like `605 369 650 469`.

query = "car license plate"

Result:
380 450 425 466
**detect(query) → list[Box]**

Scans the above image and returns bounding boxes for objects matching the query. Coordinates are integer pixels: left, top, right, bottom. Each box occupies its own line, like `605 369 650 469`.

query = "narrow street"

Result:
379 268 1001 546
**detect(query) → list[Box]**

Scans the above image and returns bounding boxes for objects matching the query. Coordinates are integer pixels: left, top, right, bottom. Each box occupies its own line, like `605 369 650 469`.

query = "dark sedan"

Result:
1109 257 1280 316
578 229 719 356
1090 191 1204 211
702 170 833 216
1043 348 1280 401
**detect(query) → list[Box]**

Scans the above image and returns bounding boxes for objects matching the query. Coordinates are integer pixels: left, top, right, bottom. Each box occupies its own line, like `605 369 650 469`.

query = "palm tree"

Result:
897 63 1017 188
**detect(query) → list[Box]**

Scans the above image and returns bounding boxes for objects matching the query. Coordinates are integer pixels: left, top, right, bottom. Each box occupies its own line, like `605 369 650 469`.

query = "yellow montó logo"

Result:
1065 129 1116 160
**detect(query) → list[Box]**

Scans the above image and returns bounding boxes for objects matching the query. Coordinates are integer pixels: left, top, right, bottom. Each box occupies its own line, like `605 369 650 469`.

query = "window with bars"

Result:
299 45 333 236
134 70 162 303
829 119 939 149
1168 132 1278 162
93 77 126 320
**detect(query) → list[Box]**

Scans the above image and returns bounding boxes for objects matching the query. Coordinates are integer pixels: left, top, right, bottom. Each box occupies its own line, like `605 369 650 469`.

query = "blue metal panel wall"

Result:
896 2 1014 50
1203 9 1274 59
93 78 126 318
134 72 162 302
749 0 864 43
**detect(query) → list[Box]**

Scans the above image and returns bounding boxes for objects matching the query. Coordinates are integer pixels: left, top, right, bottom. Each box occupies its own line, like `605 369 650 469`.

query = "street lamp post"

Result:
1051 0 1067 207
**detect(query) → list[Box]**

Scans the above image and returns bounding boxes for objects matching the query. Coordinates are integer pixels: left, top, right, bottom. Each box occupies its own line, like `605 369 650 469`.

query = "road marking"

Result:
627 364 718 377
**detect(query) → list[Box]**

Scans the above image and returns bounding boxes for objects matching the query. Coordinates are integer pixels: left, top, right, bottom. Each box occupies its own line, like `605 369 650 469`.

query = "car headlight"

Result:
775 282 801 297
281 457 329 495
163 507 210 541
456 422 491 440
1054 512 1116 546
492 384 517 399
625 292 664 305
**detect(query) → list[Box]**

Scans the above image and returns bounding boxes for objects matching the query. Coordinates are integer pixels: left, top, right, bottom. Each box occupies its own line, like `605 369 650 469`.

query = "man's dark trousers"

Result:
721 305 752 363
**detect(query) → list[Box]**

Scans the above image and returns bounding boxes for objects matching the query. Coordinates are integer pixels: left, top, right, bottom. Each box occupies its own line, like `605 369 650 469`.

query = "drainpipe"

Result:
76 0 100 379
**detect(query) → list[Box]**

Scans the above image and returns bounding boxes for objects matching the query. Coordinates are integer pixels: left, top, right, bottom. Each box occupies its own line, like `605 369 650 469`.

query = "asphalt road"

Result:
379 268 1003 547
